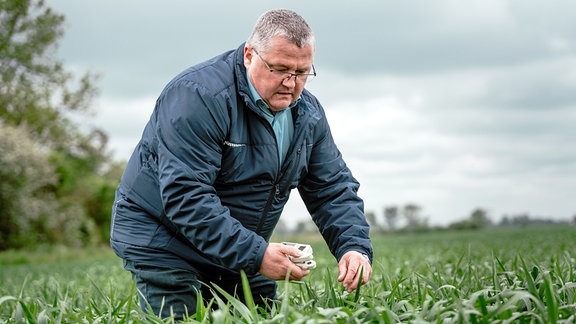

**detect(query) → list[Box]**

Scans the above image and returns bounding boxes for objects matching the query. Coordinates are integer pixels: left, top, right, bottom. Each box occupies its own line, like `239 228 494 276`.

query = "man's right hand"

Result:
259 242 310 280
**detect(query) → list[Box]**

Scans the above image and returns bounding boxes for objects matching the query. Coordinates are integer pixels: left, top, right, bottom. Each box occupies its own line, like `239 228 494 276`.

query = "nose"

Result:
282 74 297 87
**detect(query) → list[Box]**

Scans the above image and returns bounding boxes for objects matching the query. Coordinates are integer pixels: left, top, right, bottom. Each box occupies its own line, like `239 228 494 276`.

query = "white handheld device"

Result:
281 242 316 269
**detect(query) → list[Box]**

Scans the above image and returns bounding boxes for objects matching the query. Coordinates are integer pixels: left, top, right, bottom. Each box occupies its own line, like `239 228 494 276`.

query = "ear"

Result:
243 46 254 69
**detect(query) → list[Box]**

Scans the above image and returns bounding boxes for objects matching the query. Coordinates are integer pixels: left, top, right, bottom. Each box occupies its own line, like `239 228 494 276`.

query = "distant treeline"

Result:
275 205 576 236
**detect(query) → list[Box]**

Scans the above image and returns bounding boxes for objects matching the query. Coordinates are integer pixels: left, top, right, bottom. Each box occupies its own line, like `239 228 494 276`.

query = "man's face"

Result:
244 36 314 112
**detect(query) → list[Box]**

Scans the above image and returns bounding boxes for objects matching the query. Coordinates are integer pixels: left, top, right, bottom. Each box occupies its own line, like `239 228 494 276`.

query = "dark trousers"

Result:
124 260 277 320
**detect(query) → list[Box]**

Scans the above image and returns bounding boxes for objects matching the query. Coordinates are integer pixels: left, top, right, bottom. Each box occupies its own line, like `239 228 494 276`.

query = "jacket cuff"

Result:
250 239 268 274
338 248 373 264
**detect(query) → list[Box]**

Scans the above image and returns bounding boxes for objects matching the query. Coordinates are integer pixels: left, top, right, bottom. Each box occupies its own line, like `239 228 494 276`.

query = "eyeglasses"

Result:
253 48 316 83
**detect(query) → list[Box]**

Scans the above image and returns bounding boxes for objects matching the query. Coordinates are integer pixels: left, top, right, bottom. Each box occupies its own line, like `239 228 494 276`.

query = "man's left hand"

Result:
337 251 373 292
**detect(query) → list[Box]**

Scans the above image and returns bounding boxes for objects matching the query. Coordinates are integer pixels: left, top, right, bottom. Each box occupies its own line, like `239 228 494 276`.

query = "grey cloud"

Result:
47 0 576 224
51 0 576 99
310 1 576 75
481 64 576 109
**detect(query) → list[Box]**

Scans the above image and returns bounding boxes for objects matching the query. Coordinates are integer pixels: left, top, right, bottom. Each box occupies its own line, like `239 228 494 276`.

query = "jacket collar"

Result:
234 43 258 112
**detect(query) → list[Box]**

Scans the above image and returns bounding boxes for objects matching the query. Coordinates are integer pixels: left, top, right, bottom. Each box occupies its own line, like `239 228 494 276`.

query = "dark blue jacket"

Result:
110 44 372 276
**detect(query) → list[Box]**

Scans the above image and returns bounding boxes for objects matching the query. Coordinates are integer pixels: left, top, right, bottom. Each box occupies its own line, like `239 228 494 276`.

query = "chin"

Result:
271 100 293 110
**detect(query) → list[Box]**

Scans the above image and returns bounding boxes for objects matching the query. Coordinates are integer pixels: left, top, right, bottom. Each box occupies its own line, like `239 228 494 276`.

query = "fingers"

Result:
341 264 360 292
289 266 310 281
282 246 304 259
337 260 347 281
259 243 310 281
363 263 373 284
338 251 373 292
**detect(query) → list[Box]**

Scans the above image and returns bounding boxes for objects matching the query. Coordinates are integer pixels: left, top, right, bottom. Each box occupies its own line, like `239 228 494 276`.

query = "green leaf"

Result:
542 272 557 324
353 266 365 303
520 257 538 297
212 283 255 322
240 270 259 320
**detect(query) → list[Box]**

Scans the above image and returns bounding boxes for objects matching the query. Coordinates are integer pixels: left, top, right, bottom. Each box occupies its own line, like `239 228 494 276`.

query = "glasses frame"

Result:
252 48 316 83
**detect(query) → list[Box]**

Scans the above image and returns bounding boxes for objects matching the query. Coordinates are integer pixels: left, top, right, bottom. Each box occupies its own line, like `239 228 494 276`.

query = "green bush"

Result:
0 122 98 249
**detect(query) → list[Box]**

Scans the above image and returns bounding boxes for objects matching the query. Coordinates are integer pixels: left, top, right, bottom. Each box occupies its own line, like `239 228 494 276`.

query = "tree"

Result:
272 219 289 237
0 0 99 148
0 122 99 248
0 122 55 248
294 219 318 234
500 215 511 226
469 208 491 228
448 208 491 231
384 206 399 231
1 0 116 249
365 211 377 229
403 203 422 229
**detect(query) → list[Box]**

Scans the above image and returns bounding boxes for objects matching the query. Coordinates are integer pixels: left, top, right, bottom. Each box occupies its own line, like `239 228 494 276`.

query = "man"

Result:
110 8 373 319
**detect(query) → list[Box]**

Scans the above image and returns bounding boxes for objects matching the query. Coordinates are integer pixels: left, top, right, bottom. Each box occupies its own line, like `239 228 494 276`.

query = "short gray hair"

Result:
247 9 315 52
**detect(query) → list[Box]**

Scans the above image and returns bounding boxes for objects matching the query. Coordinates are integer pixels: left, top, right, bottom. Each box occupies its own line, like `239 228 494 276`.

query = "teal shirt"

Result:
246 73 299 165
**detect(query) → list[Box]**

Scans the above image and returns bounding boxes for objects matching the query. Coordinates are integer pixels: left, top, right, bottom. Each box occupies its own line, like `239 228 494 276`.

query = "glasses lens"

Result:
274 71 306 83
256 49 316 83
304 73 315 83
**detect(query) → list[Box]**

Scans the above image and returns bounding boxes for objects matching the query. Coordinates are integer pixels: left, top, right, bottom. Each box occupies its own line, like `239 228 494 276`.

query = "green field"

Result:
1 225 575 323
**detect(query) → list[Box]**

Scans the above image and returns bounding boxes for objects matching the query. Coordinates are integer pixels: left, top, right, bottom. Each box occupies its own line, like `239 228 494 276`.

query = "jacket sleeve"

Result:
297 101 373 263
154 79 267 274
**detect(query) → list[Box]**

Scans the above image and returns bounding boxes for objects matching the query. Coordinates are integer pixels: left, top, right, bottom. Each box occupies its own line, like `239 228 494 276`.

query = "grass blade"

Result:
520 256 538 297
353 266 365 303
240 270 259 320
211 283 255 322
542 271 558 324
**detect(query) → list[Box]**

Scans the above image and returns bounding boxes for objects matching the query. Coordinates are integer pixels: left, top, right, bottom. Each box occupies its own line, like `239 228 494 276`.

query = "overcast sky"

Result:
48 0 576 227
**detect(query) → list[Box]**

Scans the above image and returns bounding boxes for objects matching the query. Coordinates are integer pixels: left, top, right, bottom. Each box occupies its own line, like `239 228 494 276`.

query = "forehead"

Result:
263 36 314 65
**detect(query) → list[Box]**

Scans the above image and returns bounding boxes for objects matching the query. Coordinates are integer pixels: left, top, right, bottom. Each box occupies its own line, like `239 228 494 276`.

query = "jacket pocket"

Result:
126 167 164 218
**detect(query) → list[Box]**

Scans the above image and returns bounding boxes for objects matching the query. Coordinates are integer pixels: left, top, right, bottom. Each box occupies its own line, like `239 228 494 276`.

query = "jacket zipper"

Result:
255 146 303 234
252 102 304 235
281 147 302 193
254 112 281 234
256 183 279 234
